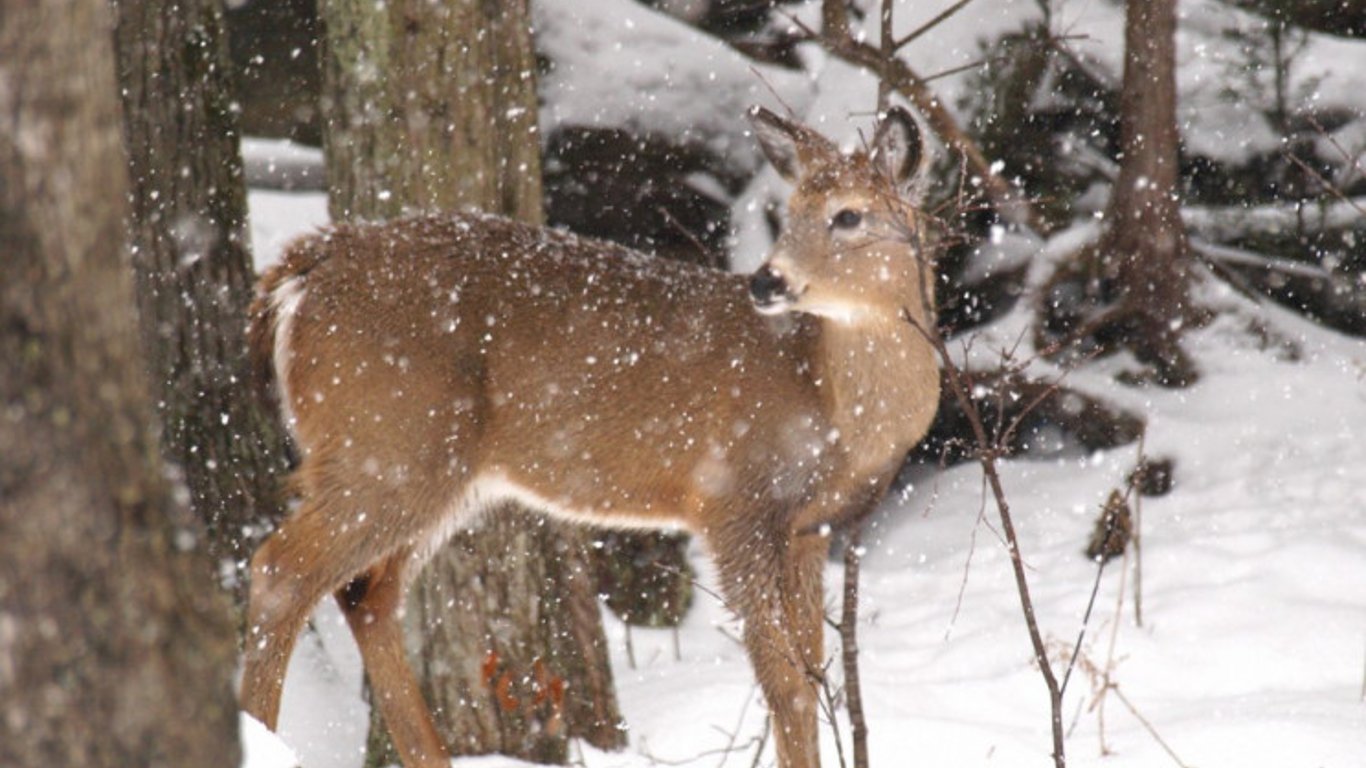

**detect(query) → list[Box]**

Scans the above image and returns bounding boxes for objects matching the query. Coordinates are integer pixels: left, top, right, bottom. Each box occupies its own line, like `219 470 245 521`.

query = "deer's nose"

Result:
749 264 790 310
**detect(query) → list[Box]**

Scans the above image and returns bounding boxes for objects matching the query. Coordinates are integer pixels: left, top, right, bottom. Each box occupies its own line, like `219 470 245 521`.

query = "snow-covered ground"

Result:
242 187 1366 768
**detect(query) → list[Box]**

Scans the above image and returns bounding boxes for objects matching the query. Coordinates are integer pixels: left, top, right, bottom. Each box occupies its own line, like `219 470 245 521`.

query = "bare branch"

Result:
1132 431 1147 628
945 472 991 641
1306 113 1366 190
1192 238 1333 280
899 304 1068 767
789 8 1051 235
1059 558 1109 699
840 522 871 768
893 0 981 53
1281 148 1366 218
1111 687 1193 768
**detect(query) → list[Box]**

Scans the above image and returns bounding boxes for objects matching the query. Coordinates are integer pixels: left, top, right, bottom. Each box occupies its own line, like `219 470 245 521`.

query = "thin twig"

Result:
625 623 637 670
900 305 1068 768
1132 430 1146 628
1192 238 1332 280
877 0 894 116
641 733 768 767
1097 547 1130 755
747 718 771 768
1059 559 1108 699
893 0 981 52
655 205 722 267
816 659 850 768
1111 686 1193 768
748 64 800 120
1306 113 1365 189
714 684 760 768
793 1 1049 234
840 521 870 768
945 472 990 641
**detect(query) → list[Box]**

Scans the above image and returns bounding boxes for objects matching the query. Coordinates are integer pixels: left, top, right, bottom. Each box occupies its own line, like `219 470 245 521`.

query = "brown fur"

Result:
240 108 939 768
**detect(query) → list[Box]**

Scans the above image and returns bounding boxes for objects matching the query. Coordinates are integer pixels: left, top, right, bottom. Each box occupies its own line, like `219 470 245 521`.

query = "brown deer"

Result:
241 106 940 768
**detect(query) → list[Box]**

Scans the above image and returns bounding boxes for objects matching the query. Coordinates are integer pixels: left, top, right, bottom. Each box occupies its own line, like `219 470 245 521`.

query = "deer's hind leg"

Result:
335 548 450 768
239 453 460 735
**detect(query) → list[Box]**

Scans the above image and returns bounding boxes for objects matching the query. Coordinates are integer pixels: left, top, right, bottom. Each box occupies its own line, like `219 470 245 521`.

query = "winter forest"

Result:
2 0 1364 766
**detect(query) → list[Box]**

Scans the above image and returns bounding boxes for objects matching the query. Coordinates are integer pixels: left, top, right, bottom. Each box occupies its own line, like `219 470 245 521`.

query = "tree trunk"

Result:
1102 0 1195 377
321 0 543 223
0 1 241 764
1038 0 1196 385
112 0 291 596
318 0 625 761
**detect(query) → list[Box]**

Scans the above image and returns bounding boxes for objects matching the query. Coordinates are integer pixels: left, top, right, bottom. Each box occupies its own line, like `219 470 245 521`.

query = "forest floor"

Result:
241 184 1366 768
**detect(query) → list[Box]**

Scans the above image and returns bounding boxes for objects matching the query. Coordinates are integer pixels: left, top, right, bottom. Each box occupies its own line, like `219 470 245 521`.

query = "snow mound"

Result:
536 0 815 170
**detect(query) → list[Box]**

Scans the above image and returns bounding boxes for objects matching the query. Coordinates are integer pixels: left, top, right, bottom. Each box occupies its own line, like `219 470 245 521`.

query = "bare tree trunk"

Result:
1038 0 1196 385
321 0 543 223
112 0 291 595
1098 0 1195 379
318 0 625 761
0 1 241 763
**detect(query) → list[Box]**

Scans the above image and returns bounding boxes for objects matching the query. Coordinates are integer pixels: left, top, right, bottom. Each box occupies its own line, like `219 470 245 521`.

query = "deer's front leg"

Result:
714 523 828 768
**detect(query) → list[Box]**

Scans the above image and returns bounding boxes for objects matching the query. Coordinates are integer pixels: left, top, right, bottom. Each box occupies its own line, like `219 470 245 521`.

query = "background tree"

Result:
0 0 240 763
1036 0 1198 386
112 0 291 593
317 0 625 761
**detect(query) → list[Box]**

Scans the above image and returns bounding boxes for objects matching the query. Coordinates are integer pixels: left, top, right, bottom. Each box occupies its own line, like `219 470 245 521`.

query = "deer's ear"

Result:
748 106 833 183
870 107 925 190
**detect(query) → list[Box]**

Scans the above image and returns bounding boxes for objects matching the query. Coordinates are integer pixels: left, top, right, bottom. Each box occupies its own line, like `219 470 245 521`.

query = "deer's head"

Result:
747 106 931 325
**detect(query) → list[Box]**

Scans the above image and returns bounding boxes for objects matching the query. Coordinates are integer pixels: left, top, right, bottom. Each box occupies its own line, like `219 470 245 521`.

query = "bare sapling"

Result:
240 107 942 768
886 171 1069 764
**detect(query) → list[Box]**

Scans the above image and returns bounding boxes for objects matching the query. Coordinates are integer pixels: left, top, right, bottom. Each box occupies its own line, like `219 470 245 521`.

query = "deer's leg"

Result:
335 549 450 768
712 524 826 768
240 485 428 731
769 533 828 768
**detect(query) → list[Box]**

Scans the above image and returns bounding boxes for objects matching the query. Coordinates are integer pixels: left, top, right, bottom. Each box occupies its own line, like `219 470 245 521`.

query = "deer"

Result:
240 106 940 768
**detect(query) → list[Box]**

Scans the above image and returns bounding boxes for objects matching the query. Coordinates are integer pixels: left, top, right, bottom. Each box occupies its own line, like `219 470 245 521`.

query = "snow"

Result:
536 0 815 171
242 713 300 768
1176 0 1366 165
246 189 329 272
242 138 327 192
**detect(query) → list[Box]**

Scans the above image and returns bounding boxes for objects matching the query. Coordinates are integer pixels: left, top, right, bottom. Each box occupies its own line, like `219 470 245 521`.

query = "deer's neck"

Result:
814 308 939 479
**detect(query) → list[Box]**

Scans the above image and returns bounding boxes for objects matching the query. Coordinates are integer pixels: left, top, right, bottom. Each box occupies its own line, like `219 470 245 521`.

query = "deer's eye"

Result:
830 209 862 230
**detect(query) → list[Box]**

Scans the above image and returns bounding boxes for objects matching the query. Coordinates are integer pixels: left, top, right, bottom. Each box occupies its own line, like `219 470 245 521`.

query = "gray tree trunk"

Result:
112 0 291 595
1037 0 1196 385
0 0 241 764
318 0 625 761
1096 0 1195 383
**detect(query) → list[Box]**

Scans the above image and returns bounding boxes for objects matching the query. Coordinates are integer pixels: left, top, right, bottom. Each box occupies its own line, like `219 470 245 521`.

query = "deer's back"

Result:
269 213 831 528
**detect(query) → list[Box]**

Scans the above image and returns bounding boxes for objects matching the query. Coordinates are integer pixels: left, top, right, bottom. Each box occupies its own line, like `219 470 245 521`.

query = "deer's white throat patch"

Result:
797 298 887 326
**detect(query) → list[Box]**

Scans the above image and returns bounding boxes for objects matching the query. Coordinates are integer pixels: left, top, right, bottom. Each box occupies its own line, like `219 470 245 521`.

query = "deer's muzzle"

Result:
749 264 794 314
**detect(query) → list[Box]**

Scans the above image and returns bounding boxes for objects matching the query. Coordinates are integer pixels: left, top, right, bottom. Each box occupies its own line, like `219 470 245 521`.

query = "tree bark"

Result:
321 0 543 223
1097 0 1195 383
0 1 241 764
317 0 625 761
1038 0 1197 385
112 0 291 596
